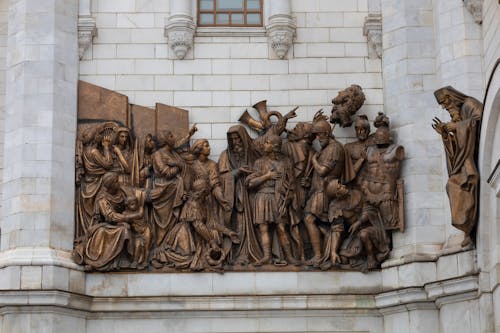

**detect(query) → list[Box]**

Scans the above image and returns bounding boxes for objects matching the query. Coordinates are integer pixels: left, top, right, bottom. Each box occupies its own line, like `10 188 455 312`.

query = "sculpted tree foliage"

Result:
74 83 406 272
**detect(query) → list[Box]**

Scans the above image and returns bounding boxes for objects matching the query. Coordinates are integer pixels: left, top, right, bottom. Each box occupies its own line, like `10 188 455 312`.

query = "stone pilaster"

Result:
380 0 446 260
1 0 79 262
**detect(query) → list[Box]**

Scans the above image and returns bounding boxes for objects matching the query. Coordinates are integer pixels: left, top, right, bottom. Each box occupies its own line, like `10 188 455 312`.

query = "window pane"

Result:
232 13 243 24
246 13 261 25
200 13 214 24
217 0 243 10
216 13 230 24
200 0 214 10
246 0 260 10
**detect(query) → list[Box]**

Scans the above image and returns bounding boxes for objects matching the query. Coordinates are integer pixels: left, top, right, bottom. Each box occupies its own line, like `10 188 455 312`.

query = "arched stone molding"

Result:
266 0 295 59
78 0 97 59
165 0 196 60
477 60 500 299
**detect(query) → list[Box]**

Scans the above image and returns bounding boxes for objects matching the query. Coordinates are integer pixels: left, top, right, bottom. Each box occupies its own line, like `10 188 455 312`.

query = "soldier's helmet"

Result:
311 118 332 134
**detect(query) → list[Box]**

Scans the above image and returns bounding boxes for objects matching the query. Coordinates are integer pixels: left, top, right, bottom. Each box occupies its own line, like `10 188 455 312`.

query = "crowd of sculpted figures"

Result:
73 85 406 272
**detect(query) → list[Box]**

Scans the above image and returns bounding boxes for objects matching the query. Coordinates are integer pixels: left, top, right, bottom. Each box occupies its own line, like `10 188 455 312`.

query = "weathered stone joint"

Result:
363 13 382 59
463 0 483 24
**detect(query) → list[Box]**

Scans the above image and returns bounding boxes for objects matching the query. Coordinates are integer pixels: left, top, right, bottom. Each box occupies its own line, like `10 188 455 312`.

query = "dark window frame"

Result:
197 0 264 27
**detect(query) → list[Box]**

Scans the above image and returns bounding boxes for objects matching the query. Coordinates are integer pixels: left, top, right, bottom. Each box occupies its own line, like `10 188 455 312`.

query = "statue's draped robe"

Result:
150 146 186 262
219 125 263 264
75 188 132 271
76 146 113 239
441 98 482 235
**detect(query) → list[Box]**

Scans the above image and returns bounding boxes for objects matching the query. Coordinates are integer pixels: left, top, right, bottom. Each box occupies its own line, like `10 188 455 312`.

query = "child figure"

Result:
123 191 151 270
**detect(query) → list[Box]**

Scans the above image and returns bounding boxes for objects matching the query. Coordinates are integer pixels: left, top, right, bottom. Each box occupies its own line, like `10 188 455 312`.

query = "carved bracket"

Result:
266 14 296 59
78 16 97 60
363 13 382 59
463 0 483 24
165 15 195 60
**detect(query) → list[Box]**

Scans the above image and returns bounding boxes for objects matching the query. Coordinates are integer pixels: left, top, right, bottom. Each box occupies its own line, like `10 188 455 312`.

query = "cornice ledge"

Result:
425 275 480 307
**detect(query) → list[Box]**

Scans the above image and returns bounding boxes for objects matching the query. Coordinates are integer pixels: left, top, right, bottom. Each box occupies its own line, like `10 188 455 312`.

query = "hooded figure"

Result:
433 86 483 247
218 125 263 265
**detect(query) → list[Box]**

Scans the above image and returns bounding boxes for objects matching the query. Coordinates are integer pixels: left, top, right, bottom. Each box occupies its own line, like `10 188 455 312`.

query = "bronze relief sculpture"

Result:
73 82 406 272
432 86 483 247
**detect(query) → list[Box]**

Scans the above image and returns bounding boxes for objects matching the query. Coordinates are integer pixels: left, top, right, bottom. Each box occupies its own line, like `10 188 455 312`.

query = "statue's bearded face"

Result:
316 132 330 148
439 96 462 122
229 133 243 153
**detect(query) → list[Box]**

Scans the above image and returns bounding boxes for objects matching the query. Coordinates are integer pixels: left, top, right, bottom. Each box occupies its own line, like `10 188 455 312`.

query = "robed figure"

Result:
219 125 263 265
432 86 483 247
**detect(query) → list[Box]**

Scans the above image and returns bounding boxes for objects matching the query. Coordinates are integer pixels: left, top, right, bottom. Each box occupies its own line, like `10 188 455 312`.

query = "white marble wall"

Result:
380 0 447 259
79 0 383 158
434 0 484 100
483 0 500 80
1 0 79 253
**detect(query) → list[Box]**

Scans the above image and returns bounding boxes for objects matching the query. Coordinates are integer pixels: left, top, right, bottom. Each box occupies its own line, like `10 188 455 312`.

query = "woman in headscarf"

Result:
73 172 142 271
75 124 114 240
432 86 483 247
111 127 135 186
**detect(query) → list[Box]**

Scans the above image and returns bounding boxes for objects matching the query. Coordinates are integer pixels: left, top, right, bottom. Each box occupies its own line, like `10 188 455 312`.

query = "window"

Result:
198 0 263 27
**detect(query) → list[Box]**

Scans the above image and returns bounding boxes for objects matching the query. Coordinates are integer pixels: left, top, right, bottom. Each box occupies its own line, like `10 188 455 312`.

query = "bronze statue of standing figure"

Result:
433 86 483 247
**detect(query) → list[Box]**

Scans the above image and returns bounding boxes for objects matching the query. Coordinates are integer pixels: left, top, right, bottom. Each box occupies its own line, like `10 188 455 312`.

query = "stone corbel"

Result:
363 13 382 59
165 0 195 60
78 16 97 60
463 0 483 24
267 14 296 59
165 16 195 60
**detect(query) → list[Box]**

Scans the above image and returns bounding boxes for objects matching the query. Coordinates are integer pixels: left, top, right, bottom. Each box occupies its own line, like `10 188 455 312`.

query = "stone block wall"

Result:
0 0 7 241
79 0 383 159
483 0 500 80
434 0 485 100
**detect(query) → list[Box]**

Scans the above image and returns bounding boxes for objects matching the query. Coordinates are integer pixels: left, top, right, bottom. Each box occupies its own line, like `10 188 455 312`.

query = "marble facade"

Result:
0 0 499 332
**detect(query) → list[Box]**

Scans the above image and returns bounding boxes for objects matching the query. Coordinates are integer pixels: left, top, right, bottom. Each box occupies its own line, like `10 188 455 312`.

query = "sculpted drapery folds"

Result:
218 125 263 265
74 172 141 271
75 123 115 240
432 86 483 247
74 82 406 272
149 130 188 267
282 122 315 262
303 112 356 267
